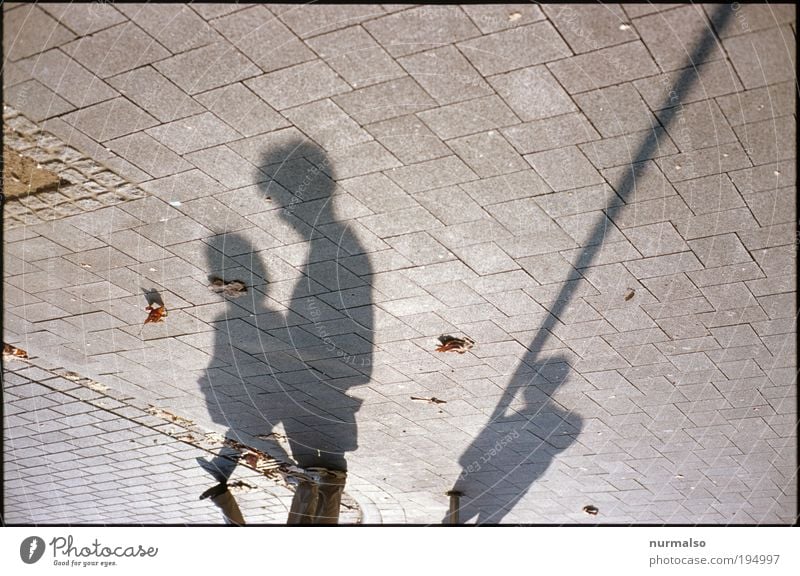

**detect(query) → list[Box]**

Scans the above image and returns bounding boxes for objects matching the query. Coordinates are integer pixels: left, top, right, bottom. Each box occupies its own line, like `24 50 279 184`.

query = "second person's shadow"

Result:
199 140 373 478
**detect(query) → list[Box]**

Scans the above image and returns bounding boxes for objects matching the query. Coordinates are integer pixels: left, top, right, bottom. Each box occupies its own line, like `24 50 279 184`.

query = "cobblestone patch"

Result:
2 105 145 229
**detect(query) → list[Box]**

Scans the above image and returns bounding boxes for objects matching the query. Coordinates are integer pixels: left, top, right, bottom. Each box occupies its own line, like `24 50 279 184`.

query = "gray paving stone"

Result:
457 21 570 76
308 25 404 90
275 4 385 40
245 59 351 111
634 60 743 111
283 99 372 150
385 155 477 194
625 252 704 280
580 127 680 170
385 232 453 266
398 45 491 105
450 242 519 276
3 4 75 61
488 65 576 123
145 112 240 155
62 97 158 142
673 173 745 215
3 79 75 122
324 141 401 179
546 5 637 51
734 118 796 166
363 5 480 58
154 41 261 95
622 222 688 257
365 114 450 165
723 25 796 88
115 4 220 54
661 101 739 154
446 130 528 178
332 76 437 125
504 112 599 155
460 4 545 34
359 206 441 239
574 83 656 138
656 142 752 182
38 2 127 36
460 169 552 206
688 262 765 288
418 95 520 140
744 188 796 228
210 6 314 74
548 41 658 94
414 186 487 226
62 22 170 78
716 82 795 127
634 5 725 71
687 233 752 268
525 146 603 191
674 207 760 240
21 49 119 107
107 66 205 123
105 132 192 178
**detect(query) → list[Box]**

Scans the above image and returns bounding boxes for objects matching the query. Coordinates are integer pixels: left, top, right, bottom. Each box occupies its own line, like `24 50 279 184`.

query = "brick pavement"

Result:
2 3 797 524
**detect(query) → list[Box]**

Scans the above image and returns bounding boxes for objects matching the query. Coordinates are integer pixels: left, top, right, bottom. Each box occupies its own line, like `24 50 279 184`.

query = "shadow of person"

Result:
198 139 373 522
448 354 583 524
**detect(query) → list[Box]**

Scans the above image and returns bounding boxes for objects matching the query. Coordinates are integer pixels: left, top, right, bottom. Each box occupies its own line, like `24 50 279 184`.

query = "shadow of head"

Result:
256 139 336 222
448 355 584 524
204 231 268 291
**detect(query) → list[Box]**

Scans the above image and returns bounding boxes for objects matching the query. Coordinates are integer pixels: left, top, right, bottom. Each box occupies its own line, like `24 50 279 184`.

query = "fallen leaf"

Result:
582 505 599 516
623 288 635 301
3 343 28 359
435 335 475 354
410 396 447 405
144 304 167 325
209 277 247 298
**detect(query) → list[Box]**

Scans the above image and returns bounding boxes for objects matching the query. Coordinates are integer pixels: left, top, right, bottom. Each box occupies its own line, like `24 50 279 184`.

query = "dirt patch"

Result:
3 145 65 198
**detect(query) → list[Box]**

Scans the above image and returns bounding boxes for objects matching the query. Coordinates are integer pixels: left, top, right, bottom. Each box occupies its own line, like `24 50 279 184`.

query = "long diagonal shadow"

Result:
452 5 735 523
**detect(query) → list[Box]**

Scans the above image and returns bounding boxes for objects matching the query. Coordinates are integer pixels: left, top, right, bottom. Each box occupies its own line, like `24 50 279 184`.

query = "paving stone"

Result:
656 142 752 182
548 41 658 94
115 4 220 53
62 98 159 142
673 173 745 215
634 5 725 71
723 25 796 88
674 207 760 241
363 5 480 58
458 21 570 76
622 222 688 257
461 4 545 34
602 161 677 204
359 206 442 239
688 262 765 288
413 186 487 226
734 118 796 166
3 80 75 122
154 42 261 95
283 99 372 151
38 3 127 36
418 95 519 140
625 252 704 280
385 232 453 267
105 132 192 178
62 22 170 78
107 66 205 123
544 4 638 53
446 131 528 178
450 242 519 276
388 55 488 116
275 4 386 40
145 112 240 155
459 169 552 207
306 25 404 90
716 82 795 127
324 141 401 179
729 159 795 195
634 60 743 110
573 83 656 138
364 114 450 165
504 112 599 155
659 100 738 152
21 49 119 107
385 155 477 194
687 234 752 268
525 146 603 192
744 188 796 228
210 6 314 74
245 59 351 111
487 65 575 123
3 4 76 61
580 127 679 170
